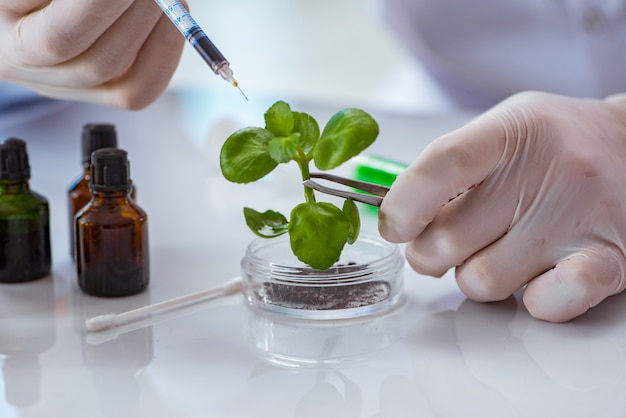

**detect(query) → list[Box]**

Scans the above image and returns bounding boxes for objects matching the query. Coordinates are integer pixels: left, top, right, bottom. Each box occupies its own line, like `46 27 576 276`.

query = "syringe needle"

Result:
216 64 248 100
235 84 249 101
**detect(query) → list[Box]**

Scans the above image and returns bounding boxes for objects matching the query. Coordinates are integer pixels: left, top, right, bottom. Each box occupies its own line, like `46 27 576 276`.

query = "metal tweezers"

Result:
302 173 389 207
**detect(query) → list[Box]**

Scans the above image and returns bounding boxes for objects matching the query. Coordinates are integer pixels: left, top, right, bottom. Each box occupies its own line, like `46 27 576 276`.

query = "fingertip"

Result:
377 171 433 243
377 207 411 243
404 242 450 278
523 279 589 322
522 252 623 322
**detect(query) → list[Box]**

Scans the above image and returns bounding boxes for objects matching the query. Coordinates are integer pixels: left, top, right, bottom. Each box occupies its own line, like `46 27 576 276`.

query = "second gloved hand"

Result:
378 91 626 322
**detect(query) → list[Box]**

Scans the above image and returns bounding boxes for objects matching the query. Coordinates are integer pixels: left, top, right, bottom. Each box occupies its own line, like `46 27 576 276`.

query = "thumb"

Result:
378 113 506 243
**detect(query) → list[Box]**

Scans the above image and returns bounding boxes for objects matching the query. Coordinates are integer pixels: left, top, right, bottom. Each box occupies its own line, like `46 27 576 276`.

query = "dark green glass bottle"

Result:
75 148 149 297
0 138 51 283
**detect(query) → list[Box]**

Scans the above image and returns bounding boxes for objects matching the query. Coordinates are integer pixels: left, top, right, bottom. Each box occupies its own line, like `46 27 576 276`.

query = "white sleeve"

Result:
378 0 626 111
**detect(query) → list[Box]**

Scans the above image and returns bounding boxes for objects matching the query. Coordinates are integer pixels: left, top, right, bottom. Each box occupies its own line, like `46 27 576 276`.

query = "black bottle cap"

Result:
82 123 117 164
90 148 131 192
0 137 30 180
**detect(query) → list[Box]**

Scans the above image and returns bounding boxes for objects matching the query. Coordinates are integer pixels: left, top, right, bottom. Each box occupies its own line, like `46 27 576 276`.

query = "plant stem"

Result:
296 147 315 203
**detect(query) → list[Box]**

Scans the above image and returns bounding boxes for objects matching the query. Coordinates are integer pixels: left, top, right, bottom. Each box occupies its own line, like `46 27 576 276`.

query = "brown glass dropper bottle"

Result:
68 124 139 260
0 138 51 282
68 124 117 260
75 148 149 297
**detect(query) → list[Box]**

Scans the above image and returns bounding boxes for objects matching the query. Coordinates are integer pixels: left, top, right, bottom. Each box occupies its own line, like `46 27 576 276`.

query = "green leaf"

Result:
244 207 289 238
268 133 300 163
220 101 381 271
289 202 350 270
264 101 294 137
342 199 360 245
292 111 320 155
313 108 379 170
220 127 278 183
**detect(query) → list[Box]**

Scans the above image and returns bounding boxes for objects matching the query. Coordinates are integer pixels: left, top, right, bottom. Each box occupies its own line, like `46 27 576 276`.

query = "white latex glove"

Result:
379 91 626 322
0 0 185 109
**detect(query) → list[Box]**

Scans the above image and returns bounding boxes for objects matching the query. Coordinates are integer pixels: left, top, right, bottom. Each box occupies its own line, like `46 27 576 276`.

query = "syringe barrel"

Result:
155 0 196 35
153 0 240 87
154 0 227 73
187 27 228 73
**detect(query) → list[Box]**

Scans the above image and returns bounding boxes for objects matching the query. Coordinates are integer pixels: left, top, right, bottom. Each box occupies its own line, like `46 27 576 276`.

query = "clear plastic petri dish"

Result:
242 301 406 369
241 232 405 320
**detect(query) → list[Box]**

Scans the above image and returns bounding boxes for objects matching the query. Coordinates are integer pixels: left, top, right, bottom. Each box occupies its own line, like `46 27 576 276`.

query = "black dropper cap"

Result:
82 123 117 164
0 137 30 180
90 148 132 192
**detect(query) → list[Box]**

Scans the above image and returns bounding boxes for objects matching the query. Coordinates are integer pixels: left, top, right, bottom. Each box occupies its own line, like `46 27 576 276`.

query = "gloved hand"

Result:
0 0 185 109
379 91 626 322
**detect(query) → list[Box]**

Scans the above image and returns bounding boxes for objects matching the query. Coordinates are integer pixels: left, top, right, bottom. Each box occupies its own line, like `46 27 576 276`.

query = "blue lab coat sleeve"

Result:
0 82 70 126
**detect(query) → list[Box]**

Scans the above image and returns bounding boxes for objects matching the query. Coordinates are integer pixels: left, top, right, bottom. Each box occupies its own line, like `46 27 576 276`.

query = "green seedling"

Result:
220 100 379 270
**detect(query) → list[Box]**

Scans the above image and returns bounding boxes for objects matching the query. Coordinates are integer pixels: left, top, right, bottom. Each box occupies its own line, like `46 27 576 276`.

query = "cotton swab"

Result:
85 276 243 332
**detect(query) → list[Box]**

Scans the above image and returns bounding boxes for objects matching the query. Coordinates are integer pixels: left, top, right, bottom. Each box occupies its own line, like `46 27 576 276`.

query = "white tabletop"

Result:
1 90 625 418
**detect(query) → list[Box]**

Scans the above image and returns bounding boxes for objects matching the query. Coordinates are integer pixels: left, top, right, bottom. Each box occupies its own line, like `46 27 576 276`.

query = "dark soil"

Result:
256 280 391 310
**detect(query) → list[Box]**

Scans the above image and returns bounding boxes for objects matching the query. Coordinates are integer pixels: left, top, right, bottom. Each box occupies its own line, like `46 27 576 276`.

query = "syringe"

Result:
154 0 247 99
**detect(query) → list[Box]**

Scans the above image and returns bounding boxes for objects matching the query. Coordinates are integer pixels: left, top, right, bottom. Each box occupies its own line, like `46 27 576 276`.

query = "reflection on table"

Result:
0 90 625 418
